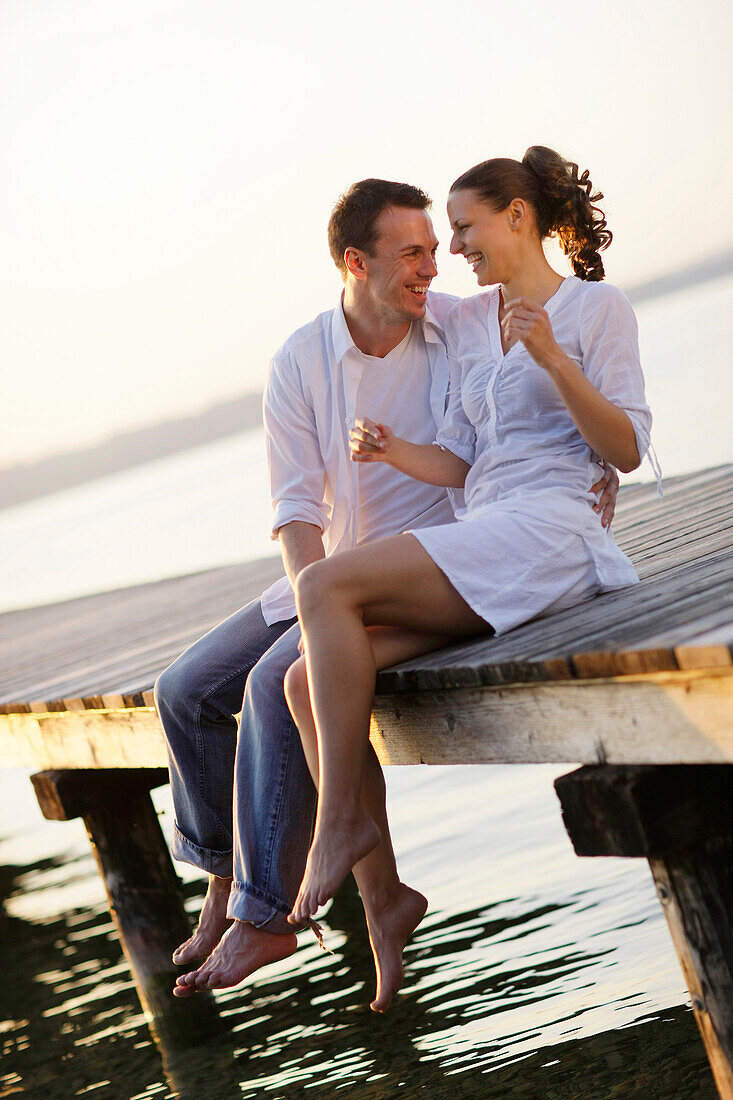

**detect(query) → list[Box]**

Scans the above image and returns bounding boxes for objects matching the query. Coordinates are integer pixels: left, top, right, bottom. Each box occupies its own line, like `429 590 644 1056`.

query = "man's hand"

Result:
591 462 620 529
349 417 393 462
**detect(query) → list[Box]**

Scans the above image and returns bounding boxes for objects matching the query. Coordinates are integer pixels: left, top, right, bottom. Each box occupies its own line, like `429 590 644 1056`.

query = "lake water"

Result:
2 277 731 1098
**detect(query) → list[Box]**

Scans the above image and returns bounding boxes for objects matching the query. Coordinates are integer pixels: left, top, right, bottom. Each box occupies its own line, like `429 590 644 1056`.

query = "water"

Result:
2 277 731 1097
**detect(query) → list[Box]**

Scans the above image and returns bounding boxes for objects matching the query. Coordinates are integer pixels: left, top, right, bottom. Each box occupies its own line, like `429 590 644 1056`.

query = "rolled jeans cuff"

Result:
228 879 302 935
171 822 233 878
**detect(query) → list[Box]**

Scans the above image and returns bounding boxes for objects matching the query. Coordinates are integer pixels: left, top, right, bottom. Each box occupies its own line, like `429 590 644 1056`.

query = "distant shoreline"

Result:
0 392 262 510
2 248 731 511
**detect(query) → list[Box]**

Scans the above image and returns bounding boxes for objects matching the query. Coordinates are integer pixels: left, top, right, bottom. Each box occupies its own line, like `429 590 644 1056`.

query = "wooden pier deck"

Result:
1 464 732 1094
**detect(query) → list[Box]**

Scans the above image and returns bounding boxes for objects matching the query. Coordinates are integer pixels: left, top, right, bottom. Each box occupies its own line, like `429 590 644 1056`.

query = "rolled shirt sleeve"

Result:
579 284 652 463
263 354 330 539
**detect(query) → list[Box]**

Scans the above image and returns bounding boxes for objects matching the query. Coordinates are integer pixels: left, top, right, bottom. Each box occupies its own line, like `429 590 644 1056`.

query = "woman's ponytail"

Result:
521 146 612 281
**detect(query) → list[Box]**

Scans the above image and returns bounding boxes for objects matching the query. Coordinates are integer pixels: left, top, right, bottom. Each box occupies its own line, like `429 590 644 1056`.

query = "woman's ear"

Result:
507 198 529 231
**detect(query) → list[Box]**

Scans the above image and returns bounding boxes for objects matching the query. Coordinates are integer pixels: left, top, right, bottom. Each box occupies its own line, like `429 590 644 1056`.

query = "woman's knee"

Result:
294 558 358 620
293 560 330 618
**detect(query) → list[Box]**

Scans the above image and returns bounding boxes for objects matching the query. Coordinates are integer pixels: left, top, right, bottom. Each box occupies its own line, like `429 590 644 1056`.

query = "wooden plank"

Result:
571 649 679 678
0 708 166 768
554 765 733 857
3 669 732 769
1 465 731 712
675 646 733 670
369 670 733 766
31 767 169 821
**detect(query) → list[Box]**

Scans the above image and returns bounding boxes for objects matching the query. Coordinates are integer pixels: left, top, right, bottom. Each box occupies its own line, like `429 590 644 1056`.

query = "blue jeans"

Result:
154 599 315 934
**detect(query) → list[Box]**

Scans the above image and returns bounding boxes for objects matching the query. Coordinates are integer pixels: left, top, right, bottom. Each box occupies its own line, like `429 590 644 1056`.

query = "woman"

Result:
283 146 656 1011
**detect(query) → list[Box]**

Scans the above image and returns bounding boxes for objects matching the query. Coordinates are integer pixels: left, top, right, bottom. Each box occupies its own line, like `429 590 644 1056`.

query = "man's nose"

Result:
419 253 438 278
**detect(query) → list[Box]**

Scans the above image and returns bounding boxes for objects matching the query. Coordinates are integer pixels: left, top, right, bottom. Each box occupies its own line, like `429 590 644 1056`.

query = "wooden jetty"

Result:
1 464 732 1095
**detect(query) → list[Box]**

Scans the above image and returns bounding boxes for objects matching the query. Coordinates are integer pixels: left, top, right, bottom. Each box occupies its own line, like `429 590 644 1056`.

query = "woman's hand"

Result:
503 297 640 473
502 297 562 371
349 417 393 463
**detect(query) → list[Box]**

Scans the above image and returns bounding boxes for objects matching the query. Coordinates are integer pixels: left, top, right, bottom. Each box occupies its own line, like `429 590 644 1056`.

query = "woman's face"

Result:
447 188 516 287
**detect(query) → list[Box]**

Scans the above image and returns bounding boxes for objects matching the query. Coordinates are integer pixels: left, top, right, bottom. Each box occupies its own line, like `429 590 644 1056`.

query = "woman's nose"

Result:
449 232 462 255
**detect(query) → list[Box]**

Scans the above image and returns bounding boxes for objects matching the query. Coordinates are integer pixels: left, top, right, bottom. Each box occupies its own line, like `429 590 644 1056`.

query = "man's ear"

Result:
344 247 368 280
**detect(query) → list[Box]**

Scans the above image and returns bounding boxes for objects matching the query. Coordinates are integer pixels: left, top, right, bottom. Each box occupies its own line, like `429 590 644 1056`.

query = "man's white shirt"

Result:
261 291 460 625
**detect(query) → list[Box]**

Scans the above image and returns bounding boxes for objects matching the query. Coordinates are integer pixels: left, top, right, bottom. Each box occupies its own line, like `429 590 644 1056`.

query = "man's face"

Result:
359 206 439 322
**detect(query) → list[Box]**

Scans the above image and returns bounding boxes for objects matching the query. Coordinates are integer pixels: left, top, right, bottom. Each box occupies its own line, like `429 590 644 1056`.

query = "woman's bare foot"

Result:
172 874 233 967
288 810 380 924
173 919 297 997
364 883 427 1012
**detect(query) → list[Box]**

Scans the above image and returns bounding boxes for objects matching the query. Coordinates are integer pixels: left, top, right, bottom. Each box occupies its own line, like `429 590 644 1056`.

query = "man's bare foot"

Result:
364 883 428 1013
288 810 380 924
173 919 297 997
172 874 233 967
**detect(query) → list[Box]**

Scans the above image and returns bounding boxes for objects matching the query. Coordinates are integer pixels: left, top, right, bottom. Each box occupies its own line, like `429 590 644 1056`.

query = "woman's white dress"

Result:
409 276 655 634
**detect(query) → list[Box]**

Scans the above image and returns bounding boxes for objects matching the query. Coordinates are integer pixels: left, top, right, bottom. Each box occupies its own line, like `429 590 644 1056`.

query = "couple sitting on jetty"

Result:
155 146 655 1012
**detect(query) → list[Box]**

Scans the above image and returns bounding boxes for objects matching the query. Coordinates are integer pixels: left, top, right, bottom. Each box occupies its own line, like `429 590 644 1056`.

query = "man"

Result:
155 179 617 1011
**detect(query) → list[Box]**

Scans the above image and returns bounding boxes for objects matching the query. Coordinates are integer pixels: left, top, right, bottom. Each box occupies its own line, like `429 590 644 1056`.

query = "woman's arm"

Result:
349 418 470 487
503 297 641 473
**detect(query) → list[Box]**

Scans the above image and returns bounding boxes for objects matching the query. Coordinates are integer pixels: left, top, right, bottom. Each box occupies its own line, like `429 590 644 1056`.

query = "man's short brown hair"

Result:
328 179 432 278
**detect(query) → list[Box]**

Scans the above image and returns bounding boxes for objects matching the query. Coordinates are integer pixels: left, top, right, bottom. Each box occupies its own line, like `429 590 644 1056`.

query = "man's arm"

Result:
264 352 330 540
278 520 326 590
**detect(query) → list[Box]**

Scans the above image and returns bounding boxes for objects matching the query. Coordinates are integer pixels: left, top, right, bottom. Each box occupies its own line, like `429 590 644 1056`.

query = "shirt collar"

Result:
331 294 358 364
422 295 446 345
331 291 445 363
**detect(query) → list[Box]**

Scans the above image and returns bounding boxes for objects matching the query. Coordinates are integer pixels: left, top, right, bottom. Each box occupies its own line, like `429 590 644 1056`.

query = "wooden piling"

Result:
31 768 223 1050
555 765 733 1099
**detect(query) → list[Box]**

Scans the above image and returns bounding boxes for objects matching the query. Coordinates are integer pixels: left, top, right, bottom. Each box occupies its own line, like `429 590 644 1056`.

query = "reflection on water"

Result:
1 843 715 1099
1 276 730 1096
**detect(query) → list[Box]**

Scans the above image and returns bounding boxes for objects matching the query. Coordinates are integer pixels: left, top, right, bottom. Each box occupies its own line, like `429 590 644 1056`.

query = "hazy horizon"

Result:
2 0 731 468
2 245 731 494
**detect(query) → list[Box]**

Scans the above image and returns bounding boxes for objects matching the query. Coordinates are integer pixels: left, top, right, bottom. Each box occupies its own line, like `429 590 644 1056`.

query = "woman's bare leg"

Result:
289 534 487 924
285 625 451 1010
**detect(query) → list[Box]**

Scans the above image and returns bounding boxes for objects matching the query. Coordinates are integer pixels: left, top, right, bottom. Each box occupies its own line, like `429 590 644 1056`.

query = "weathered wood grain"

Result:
34 774 222 1047
3 667 732 769
369 670 733 766
555 766 733 1099
0 465 731 712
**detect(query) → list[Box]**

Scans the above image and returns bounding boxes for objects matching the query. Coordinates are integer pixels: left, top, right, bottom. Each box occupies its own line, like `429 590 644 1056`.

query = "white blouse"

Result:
429 276 657 599
438 276 655 512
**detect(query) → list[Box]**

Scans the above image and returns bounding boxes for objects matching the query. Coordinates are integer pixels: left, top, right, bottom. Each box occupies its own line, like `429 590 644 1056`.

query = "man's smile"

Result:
406 283 430 298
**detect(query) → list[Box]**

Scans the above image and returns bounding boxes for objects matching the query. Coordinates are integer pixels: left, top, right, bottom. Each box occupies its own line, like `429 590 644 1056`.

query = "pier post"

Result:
31 768 223 1050
554 765 733 1100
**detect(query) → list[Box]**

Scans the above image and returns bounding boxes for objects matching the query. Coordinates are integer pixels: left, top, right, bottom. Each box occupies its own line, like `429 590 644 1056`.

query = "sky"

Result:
1 0 732 467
